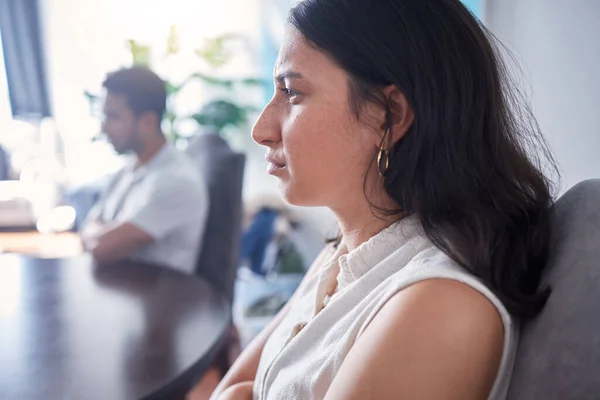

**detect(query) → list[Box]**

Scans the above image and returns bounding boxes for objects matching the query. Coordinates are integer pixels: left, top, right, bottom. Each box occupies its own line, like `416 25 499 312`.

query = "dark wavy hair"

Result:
290 0 558 318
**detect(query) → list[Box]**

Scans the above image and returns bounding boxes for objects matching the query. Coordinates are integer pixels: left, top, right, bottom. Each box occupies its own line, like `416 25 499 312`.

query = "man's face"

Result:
101 92 140 154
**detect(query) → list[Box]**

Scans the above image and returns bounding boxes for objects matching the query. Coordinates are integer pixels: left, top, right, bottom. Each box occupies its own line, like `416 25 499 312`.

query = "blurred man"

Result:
81 67 207 274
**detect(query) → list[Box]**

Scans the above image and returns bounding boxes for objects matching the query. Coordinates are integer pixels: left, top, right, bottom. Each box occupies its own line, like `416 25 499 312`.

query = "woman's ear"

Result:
382 85 414 146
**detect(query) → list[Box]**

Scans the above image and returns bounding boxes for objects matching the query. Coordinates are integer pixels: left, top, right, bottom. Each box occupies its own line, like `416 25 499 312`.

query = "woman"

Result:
212 0 557 399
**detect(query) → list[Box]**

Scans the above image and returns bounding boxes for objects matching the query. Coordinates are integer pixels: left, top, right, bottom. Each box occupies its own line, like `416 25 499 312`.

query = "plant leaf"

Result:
127 39 151 67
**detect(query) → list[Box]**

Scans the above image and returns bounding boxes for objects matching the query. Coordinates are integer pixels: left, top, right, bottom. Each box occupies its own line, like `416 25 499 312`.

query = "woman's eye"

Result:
279 88 299 98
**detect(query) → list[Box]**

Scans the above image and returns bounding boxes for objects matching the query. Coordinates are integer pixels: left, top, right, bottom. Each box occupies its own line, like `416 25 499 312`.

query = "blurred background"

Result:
0 0 598 398
0 0 598 244
0 0 600 247
0 0 599 349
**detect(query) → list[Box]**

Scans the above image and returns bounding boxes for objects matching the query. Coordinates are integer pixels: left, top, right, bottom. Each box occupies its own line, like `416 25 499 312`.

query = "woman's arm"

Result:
210 245 333 399
323 279 505 400
210 298 292 399
216 381 254 400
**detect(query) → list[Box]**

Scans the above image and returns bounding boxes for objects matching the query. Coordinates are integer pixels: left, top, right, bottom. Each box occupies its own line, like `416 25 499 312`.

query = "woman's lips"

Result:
266 156 286 175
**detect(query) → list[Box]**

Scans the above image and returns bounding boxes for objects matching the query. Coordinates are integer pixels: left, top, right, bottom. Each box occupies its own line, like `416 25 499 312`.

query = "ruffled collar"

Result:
312 214 423 317
336 215 422 289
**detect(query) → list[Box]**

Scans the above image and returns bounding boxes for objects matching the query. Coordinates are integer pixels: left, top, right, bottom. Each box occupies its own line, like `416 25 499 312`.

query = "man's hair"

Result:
102 66 167 123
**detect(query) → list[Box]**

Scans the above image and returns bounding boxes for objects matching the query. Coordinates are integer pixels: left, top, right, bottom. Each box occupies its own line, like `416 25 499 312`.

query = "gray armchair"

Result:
508 179 600 399
186 132 245 303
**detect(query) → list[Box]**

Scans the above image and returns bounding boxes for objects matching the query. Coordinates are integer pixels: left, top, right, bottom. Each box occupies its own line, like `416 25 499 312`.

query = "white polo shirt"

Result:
87 144 208 273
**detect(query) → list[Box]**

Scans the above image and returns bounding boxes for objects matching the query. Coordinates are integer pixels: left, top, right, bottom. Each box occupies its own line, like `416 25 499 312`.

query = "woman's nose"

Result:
251 103 281 147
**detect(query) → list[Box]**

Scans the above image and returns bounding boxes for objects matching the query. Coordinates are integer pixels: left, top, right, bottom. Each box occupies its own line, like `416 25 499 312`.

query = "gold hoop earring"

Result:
377 147 390 177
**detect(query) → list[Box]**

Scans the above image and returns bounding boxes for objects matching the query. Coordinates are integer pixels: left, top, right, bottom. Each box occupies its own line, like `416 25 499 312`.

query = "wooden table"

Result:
0 254 231 400
0 231 83 258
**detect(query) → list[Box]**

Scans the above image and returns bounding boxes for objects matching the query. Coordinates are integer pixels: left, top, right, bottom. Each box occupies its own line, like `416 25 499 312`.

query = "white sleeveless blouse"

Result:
253 216 517 399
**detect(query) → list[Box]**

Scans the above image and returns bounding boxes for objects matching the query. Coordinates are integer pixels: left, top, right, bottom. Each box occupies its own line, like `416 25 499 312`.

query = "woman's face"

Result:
252 27 382 209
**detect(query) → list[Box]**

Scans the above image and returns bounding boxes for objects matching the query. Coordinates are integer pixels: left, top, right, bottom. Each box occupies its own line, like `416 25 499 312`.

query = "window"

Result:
0 30 12 134
461 0 484 18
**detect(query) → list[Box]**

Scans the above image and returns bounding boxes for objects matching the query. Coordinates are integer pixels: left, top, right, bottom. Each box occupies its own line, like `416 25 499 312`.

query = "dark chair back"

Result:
186 132 245 302
508 180 600 399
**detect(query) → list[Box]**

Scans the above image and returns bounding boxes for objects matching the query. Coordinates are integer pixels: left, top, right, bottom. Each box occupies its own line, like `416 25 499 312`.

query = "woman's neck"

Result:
333 197 404 252
339 216 399 252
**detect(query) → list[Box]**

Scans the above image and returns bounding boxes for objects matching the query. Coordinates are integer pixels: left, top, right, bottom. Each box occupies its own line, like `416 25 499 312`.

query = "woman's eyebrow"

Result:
275 70 304 83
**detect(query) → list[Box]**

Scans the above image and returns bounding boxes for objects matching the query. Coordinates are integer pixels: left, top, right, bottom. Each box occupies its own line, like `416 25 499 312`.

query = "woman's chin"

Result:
278 183 323 207
278 183 298 205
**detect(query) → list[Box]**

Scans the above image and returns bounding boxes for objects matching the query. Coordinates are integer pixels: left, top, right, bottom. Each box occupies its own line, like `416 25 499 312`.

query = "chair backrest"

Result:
508 179 600 399
186 132 245 302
